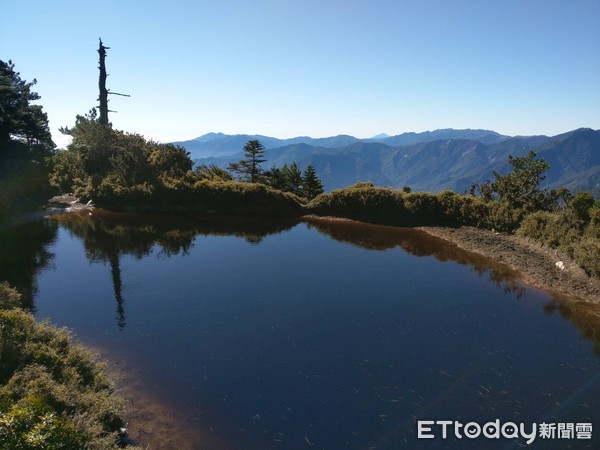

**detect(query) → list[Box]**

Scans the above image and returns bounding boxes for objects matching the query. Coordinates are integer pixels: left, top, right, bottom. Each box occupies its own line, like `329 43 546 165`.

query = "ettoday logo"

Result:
417 420 593 444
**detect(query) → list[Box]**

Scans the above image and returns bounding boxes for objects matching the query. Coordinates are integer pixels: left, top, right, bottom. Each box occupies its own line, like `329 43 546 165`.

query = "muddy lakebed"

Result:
1 210 599 449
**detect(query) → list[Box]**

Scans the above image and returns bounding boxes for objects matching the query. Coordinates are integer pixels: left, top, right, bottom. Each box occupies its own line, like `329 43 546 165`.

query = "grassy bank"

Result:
0 282 138 449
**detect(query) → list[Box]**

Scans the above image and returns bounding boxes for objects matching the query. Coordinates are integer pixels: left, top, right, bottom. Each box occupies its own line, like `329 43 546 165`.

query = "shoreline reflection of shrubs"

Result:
307 184 599 278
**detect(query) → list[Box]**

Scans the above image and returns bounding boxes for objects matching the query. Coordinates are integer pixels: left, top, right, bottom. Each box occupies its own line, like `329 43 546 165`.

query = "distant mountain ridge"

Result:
172 128 509 159
177 128 600 197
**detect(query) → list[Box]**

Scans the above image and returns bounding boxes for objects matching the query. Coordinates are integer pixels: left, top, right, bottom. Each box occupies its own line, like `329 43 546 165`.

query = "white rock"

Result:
555 261 565 270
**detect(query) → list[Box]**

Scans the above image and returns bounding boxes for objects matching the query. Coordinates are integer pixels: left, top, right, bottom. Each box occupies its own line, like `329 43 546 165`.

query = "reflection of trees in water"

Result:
304 216 525 297
12 211 597 355
543 299 600 357
0 220 57 311
52 210 299 329
305 216 600 356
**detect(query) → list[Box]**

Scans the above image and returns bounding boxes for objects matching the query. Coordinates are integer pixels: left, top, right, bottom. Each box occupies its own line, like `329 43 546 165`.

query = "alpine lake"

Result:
1 209 599 449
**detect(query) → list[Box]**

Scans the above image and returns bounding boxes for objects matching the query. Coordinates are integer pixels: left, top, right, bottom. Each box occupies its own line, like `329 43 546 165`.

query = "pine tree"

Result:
283 162 303 196
264 166 287 190
302 164 324 199
228 139 266 182
0 60 54 152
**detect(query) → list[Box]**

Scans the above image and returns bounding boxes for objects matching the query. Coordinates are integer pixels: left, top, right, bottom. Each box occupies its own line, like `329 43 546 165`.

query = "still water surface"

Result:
2 211 599 449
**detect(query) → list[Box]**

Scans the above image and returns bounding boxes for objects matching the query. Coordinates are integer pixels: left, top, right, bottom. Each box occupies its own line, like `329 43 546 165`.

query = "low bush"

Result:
306 183 521 229
518 211 579 252
573 237 600 278
91 178 304 216
0 283 137 449
436 190 492 227
518 193 600 278
307 184 421 226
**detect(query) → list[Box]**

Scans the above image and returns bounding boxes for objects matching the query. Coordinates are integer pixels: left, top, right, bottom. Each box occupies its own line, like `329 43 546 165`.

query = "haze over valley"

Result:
176 127 600 195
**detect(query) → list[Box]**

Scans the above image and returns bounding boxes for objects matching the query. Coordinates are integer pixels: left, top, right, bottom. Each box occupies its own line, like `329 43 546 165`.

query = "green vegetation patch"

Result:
306 182 521 231
518 192 600 277
0 60 55 219
50 114 305 216
0 282 137 449
92 178 304 216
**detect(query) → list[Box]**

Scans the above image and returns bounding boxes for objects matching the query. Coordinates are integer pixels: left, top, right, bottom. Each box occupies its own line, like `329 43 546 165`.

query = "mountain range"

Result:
172 128 600 196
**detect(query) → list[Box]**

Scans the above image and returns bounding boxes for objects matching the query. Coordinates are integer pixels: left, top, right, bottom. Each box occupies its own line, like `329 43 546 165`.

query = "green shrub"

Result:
189 180 304 216
569 192 596 224
308 185 497 227
0 282 21 309
573 237 600 277
48 149 85 194
306 184 411 225
436 190 491 227
0 284 136 449
585 208 600 239
486 202 524 232
0 400 85 449
518 204 598 257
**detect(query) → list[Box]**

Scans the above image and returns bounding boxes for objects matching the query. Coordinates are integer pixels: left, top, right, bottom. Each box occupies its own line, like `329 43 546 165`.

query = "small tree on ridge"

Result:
302 164 324 199
228 139 266 182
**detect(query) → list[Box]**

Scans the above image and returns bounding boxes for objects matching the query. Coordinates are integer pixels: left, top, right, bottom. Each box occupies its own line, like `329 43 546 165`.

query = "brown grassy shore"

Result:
419 226 600 304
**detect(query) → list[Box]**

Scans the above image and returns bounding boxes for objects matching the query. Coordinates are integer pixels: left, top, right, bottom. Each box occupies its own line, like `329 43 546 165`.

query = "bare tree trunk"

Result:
98 38 109 125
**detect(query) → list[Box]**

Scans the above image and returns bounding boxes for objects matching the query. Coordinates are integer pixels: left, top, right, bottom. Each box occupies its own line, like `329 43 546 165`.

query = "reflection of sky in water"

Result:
18 213 600 449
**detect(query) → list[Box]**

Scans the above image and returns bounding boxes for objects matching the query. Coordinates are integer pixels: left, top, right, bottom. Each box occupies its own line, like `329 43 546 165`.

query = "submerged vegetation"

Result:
0 283 137 449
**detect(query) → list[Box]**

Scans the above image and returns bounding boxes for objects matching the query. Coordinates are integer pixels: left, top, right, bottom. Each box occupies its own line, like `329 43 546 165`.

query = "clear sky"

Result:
2 0 599 147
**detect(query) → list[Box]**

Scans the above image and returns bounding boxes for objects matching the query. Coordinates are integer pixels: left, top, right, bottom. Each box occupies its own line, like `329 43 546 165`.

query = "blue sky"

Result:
2 0 599 147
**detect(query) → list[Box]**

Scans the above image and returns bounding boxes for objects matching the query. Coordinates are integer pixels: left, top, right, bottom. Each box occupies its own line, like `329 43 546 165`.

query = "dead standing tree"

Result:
97 38 129 125
97 39 109 124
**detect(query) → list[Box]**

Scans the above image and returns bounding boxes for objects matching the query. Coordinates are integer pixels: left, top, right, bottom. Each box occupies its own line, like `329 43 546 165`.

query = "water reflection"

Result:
303 216 526 298
50 210 299 329
303 216 600 356
45 212 600 357
543 298 600 357
0 220 57 311
3 211 599 359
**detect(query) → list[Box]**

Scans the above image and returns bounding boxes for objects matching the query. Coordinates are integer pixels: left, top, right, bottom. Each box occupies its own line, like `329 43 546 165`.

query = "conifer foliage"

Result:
0 59 54 152
302 164 324 199
228 140 325 199
228 139 266 183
